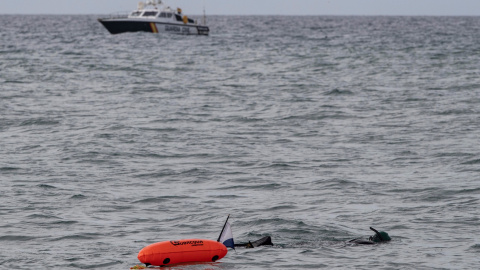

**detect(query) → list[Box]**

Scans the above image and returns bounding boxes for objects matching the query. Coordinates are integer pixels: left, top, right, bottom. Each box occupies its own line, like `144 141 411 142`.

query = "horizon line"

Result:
1 13 480 17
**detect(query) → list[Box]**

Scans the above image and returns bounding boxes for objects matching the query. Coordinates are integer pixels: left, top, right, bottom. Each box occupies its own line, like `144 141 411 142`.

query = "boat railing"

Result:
101 12 130 19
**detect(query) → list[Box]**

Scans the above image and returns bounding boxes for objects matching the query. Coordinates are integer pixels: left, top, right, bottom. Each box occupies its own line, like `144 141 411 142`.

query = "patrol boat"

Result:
98 0 209 35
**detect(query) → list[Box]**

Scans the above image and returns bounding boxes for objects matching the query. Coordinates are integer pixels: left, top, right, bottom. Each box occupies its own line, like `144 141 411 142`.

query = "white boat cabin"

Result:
128 0 197 25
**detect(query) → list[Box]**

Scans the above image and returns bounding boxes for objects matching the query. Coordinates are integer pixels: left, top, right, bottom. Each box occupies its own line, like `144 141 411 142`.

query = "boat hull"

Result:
98 19 209 35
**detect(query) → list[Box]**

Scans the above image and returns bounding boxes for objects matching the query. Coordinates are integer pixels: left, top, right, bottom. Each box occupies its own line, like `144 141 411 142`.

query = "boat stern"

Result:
196 25 209 36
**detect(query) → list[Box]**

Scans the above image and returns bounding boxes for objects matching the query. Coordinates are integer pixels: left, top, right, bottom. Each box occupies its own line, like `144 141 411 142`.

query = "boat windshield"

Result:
143 11 159 17
130 11 142 17
159 12 173 18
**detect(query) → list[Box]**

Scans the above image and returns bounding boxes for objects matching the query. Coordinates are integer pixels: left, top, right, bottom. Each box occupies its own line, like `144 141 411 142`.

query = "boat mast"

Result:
145 0 158 8
203 0 207 25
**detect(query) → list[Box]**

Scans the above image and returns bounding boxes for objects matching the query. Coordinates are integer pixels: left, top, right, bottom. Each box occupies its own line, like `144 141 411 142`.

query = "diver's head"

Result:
369 227 391 243
369 231 391 242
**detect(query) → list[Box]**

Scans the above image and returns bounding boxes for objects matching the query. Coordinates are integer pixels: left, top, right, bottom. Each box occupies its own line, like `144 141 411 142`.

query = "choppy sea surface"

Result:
1 14 480 269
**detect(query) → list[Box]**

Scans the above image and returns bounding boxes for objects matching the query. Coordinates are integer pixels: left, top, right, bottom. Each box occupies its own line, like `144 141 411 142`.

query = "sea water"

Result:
1 15 480 269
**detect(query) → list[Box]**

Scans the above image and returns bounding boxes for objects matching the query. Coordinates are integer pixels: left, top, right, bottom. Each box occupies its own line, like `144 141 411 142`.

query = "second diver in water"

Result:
232 227 390 248
349 227 391 245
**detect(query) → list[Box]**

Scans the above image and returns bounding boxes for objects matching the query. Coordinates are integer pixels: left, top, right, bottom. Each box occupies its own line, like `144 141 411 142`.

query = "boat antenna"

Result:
203 0 207 26
217 215 230 242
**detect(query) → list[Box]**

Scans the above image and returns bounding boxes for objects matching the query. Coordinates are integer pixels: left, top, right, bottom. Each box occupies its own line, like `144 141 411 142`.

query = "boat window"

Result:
130 11 142 17
188 18 194 24
167 13 173 18
159 12 167 18
175 14 182 21
143 11 158 17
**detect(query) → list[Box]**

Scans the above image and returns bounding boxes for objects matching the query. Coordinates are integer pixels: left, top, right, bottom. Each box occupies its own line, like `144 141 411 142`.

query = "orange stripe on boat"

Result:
150 22 158 33
138 239 228 266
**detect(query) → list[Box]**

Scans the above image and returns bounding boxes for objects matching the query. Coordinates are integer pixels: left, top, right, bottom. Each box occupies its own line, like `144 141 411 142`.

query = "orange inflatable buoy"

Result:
138 239 228 266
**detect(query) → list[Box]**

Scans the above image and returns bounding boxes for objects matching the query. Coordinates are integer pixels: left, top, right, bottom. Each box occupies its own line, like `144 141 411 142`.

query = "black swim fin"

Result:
250 236 273 247
234 236 273 248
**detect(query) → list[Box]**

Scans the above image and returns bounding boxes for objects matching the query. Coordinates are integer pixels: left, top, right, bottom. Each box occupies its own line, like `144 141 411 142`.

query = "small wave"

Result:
281 112 351 121
61 51 86 56
132 197 171 204
67 261 123 269
470 244 480 250
316 178 358 188
267 163 296 169
0 167 20 171
132 195 195 204
388 187 439 193
251 217 309 228
37 184 57 189
436 109 474 115
231 117 264 123
265 205 298 211
211 194 243 199
4 80 29 84
27 213 59 219
0 49 29 54
52 220 78 225
19 118 60 126
138 127 178 132
325 88 354 96
461 159 480 165
274 138 294 144
434 152 474 158
135 170 177 178
449 187 480 195
70 194 87 199
216 183 282 190
180 168 211 175
51 233 101 241
0 235 35 241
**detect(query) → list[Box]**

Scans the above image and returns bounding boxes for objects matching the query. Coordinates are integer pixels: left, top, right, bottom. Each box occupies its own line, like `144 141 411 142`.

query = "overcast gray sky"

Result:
1 0 480 15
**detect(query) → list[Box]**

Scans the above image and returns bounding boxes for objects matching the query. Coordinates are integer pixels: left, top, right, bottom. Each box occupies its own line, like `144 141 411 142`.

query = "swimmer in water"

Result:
231 228 390 248
349 227 391 245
